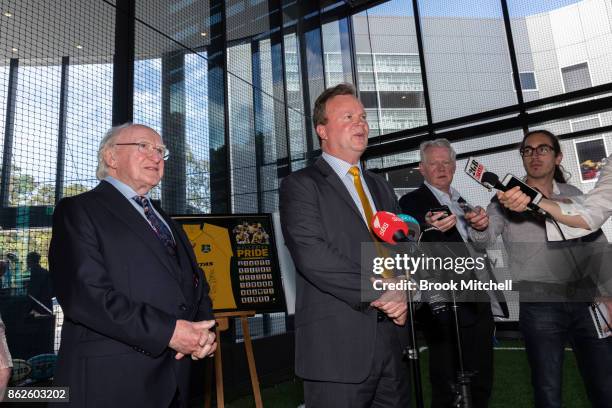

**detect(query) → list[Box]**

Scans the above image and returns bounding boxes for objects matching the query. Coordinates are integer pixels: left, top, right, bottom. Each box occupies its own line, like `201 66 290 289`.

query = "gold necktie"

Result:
349 166 374 227
349 166 393 278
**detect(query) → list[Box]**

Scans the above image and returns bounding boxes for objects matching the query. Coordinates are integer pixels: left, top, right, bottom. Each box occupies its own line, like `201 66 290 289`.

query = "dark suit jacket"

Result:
398 184 464 243
399 184 491 325
49 181 213 408
280 157 407 383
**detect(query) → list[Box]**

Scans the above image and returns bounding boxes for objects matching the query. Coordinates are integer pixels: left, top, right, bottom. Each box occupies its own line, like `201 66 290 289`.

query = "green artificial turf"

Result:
225 340 591 407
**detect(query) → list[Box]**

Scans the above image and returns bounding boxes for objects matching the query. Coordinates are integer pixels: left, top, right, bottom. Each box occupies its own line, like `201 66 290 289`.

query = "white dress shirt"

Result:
321 152 378 228
547 156 612 241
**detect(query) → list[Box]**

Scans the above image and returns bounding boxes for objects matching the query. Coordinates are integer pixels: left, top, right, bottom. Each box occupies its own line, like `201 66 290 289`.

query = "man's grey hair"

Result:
419 138 457 162
96 123 136 180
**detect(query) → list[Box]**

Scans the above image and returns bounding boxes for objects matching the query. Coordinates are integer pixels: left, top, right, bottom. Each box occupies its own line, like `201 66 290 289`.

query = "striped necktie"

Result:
133 195 176 256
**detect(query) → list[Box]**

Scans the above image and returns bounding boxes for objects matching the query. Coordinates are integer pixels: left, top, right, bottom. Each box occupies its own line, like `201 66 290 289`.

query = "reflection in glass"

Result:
284 33 308 162
185 52 211 213
11 65 61 206
227 42 257 213
418 0 516 122
134 57 162 200
64 63 113 196
322 19 353 87
352 0 426 136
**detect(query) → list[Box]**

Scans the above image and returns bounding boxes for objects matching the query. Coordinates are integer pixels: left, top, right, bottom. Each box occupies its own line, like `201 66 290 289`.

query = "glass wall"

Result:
64 63 114 196
0 0 117 367
2 0 612 379
508 0 612 101
352 0 427 136
418 0 517 122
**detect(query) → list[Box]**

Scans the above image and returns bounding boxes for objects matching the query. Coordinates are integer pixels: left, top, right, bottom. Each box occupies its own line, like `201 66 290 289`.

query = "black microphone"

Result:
480 171 507 191
397 214 421 242
481 171 547 215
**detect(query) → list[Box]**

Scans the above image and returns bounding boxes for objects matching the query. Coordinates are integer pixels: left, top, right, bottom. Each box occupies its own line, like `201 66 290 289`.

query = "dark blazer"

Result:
398 184 464 243
399 183 490 324
280 158 407 383
49 180 213 408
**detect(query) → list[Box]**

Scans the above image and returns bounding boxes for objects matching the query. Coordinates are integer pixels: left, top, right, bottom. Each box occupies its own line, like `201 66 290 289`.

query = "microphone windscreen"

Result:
465 157 487 183
397 214 420 240
371 211 409 244
481 171 506 190
481 171 499 185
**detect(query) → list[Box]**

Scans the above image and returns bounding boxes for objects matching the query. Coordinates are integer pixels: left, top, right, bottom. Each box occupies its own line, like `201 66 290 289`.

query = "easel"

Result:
204 311 263 408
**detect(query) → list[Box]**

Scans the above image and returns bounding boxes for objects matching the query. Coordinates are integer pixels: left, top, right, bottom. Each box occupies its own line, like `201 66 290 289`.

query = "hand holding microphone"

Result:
496 186 533 213
369 211 418 325
464 206 489 231
371 211 452 322
464 157 548 216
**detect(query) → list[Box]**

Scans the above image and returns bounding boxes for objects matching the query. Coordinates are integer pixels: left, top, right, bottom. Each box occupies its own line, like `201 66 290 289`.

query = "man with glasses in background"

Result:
49 123 216 407
469 130 612 407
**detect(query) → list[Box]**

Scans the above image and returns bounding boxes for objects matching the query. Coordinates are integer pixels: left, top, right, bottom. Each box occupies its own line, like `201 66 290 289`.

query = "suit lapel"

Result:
314 158 370 232
362 169 385 213
155 205 198 284
92 181 180 283
418 184 442 208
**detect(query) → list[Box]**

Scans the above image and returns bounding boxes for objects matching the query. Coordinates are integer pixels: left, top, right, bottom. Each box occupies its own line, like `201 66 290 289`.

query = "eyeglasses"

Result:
520 144 554 157
114 141 170 160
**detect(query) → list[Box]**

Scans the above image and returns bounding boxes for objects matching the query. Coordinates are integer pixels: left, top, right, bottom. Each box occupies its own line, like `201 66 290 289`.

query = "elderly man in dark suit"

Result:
49 123 216 407
399 138 502 408
280 83 411 407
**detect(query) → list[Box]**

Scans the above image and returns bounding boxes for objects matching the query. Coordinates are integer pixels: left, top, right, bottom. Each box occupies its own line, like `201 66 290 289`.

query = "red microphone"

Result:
371 211 411 244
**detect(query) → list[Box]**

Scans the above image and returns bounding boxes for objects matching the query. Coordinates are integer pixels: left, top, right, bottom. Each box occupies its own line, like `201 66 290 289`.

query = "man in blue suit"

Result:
49 123 216 407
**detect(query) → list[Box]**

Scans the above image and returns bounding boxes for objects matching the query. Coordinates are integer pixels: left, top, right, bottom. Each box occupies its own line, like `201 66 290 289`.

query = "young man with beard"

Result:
469 130 612 408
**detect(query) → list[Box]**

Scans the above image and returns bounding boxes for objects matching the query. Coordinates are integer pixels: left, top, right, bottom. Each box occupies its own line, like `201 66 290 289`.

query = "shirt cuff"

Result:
557 201 583 216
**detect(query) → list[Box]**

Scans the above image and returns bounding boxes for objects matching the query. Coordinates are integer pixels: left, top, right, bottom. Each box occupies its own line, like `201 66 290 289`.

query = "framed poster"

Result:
574 137 608 182
173 214 286 314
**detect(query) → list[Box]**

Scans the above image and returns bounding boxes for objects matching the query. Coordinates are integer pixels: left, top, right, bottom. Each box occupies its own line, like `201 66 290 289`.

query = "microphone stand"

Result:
403 271 425 408
449 286 473 408
390 233 424 408
378 219 468 408
422 229 474 408
373 217 426 408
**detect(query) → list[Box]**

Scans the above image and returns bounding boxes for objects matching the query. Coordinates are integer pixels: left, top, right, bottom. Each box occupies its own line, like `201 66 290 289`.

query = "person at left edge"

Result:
49 123 216 408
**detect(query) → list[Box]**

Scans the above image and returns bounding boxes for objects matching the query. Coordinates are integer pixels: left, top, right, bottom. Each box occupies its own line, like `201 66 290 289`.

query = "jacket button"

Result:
179 304 188 311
